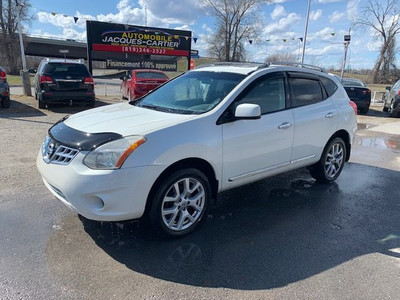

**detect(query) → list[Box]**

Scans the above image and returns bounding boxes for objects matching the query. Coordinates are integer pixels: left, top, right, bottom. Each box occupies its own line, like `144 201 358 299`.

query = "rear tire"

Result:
310 137 346 183
383 106 389 112
149 168 210 237
389 100 398 117
87 99 95 107
359 107 369 114
1 96 10 108
38 94 45 109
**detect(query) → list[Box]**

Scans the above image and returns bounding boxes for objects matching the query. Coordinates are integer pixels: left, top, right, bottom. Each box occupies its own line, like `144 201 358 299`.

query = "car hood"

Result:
64 102 195 136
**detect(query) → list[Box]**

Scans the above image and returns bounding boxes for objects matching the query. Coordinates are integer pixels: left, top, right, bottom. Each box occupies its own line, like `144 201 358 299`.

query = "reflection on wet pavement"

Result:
354 135 400 152
45 164 400 293
357 123 377 130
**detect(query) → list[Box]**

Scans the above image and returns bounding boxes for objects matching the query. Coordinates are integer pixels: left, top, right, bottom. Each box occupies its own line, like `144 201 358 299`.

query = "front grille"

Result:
42 136 79 165
51 145 79 164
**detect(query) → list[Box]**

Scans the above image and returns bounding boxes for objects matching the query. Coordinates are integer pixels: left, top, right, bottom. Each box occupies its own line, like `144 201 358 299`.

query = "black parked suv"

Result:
33 58 95 109
0 66 10 108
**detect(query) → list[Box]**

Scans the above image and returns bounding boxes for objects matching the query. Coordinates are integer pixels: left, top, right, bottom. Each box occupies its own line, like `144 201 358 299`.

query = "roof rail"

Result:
195 62 262 69
261 61 327 73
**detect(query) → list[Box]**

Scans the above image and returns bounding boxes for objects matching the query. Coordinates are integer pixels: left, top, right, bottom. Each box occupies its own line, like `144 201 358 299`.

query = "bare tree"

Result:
203 0 270 62
264 52 297 63
356 0 400 83
0 0 31 74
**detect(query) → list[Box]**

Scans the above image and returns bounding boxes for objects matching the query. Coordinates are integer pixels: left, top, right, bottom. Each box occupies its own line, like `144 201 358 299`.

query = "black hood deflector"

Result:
49 120 123 151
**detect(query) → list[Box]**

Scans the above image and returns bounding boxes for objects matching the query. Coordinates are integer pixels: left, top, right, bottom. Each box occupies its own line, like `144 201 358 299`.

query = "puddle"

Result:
357 123 377 130
354 136 400 152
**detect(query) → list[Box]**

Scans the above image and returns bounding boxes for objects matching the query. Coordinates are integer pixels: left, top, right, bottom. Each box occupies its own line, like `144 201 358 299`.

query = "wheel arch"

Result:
144 157 219 216
328 129 351 161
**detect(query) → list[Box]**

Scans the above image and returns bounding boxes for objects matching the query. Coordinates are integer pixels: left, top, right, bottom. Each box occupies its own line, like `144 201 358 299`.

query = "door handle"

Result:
325 112 334 118
278 122 293 129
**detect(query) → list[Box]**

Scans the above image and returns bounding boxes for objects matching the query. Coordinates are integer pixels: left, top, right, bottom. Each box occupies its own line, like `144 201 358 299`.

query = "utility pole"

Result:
340 29 351 79
145 5 147 27
16 0 32 96
301 0 311 64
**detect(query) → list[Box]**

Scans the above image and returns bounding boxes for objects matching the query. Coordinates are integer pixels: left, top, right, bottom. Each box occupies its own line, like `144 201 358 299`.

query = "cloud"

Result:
310 9 322 21
308 27 337 42
317 0 342 3
264 13 301 35
329 11 345 23
138 0 202 25
271 5 287 20
304 44 343 57
346 0 360 21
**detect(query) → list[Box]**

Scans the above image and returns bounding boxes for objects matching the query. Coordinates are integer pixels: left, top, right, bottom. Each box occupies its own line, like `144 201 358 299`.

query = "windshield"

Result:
133 71 246 114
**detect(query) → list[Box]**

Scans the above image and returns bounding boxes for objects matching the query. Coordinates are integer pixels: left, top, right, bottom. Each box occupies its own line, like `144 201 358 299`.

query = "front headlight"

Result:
83 135 146 170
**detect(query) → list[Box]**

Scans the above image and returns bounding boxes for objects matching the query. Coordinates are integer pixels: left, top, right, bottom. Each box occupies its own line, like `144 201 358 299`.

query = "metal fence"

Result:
371 91 385 106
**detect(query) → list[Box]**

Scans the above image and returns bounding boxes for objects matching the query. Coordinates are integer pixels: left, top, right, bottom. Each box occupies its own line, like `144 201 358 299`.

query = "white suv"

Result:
37 62 357 237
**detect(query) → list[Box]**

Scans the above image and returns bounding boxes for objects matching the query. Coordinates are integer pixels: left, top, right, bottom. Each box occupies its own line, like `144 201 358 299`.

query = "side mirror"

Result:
235 103 261 120
28 68 37 74
120 76 127 81
386 86 392 91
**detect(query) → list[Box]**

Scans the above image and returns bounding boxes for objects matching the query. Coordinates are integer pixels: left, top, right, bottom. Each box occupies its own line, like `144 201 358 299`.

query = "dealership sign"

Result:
106 59 177 71
87 21 192 57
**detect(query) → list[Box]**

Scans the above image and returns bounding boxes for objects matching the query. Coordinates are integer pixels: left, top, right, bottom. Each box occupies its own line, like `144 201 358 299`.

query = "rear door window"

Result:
289 76 324 107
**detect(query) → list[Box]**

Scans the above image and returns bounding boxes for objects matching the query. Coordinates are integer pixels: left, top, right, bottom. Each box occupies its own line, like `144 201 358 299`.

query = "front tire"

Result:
128 89 133 101
150 169 210 237
310 137 346 183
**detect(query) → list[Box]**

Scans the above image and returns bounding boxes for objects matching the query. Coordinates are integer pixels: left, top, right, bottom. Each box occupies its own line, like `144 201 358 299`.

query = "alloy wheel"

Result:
324 142 344 179
161 177 205 232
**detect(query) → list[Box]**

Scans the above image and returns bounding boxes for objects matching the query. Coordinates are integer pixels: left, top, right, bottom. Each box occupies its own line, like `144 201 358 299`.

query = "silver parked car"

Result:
383 79 400 117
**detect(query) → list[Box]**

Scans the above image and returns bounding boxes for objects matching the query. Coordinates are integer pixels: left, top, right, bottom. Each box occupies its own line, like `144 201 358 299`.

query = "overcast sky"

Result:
27 0 386 69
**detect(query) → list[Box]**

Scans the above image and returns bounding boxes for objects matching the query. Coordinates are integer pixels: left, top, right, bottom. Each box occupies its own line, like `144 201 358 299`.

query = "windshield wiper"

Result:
140 104 160 110
139 103 195 114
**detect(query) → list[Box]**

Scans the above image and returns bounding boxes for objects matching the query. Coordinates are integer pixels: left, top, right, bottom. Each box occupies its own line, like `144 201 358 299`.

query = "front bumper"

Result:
36 150 164 221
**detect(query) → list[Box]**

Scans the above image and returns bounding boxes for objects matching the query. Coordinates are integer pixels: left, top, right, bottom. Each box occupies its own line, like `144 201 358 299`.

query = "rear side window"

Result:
135 72 168 79
290 77 323 107
320 76 338 97
43 63 90 79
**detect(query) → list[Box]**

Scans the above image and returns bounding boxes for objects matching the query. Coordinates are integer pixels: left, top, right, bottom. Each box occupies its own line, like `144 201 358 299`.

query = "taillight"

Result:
83 77 94 85
0 71 6 79
349 100 357 115
40 75 53 84
398 90 400 96
361 89 371 95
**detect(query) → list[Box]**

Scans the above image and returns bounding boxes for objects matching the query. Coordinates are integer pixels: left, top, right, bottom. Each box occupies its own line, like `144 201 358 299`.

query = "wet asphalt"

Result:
1 100 400 300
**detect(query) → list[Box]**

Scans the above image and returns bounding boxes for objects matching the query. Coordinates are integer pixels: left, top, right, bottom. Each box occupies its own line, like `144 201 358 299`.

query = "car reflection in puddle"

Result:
355 135 400 152
357 123 377 130
46 165 400 292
